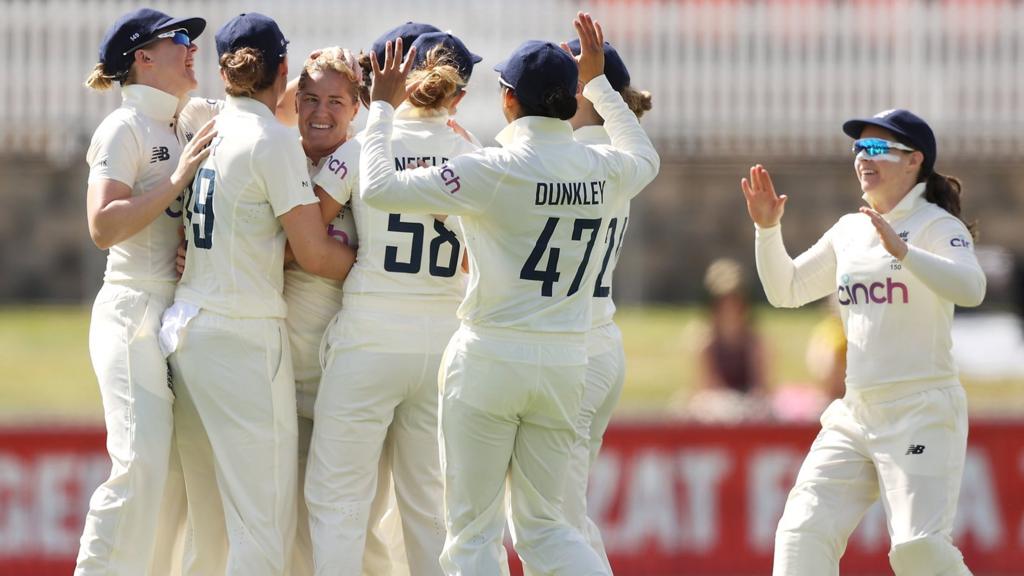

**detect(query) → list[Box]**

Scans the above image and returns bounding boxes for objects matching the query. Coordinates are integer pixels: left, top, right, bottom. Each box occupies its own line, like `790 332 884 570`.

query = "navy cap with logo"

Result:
565 39 630 92
98 8 205 78
371 22 441 66
494 41 578 112
843 109 937 175
215 13 289 65
409 32 482 81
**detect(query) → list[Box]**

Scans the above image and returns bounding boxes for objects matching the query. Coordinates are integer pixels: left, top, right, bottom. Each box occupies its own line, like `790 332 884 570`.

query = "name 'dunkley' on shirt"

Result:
535 180 607 206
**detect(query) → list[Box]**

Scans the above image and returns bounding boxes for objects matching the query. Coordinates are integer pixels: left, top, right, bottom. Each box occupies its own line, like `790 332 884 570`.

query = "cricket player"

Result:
544 37 654 573
358 13 659 575
741 109 985 575
304 30 482 576
78 8 217 575
164 13 355 575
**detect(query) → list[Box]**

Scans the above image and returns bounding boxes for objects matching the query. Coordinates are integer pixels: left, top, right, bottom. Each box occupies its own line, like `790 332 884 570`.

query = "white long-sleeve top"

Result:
358 75 660 334
755 182 986 390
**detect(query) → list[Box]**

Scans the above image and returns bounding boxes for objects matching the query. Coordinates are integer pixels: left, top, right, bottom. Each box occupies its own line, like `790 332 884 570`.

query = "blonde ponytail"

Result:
621 86 653 119
220 48 277 97
407 46 463 110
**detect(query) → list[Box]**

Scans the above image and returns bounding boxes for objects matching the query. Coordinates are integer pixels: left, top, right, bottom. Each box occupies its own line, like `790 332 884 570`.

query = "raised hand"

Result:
369 38 418 109
573 12 605 85
859 206 908 259
171 118 216 188
740 164 788 228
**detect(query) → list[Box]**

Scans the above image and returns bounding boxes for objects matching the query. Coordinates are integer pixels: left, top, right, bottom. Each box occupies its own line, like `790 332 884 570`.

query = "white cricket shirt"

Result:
283 147 360 309
574 125 633 332
176 96 318 318
314 103 477 306
358 75 660 334
87 85 218 285
755 182 986 389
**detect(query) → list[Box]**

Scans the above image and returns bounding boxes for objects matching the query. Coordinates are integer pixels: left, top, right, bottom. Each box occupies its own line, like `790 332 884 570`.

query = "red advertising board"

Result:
2 422 1022 575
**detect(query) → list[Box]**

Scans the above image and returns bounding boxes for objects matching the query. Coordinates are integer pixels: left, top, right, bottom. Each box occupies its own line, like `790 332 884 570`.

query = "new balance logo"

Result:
150 146 171 163
906 444 926 455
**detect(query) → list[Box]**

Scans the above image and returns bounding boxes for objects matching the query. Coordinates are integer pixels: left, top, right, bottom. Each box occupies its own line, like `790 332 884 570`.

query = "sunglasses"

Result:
852 138 915 157
122 28 191 56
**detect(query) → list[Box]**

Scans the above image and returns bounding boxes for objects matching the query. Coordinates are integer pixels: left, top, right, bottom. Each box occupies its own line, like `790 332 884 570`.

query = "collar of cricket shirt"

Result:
495 115 573 148
573 125 610 146
864 181 927 221
121 84 183 123
224 94 278 120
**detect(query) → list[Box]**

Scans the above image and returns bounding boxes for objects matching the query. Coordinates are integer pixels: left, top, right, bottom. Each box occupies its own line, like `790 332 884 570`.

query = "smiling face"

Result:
138 34 198 97
854 125 923 195
297 69 360 161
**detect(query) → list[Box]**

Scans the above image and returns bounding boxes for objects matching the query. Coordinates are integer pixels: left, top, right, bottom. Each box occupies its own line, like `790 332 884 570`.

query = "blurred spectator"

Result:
674 258 771 422
771 297 846 422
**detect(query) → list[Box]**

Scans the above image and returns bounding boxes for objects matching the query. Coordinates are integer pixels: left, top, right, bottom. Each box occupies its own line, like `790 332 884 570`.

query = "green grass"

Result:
1 305 1021 421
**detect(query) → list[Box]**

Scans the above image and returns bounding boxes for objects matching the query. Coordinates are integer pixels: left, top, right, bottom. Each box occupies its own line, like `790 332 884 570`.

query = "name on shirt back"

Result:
535 180 606 206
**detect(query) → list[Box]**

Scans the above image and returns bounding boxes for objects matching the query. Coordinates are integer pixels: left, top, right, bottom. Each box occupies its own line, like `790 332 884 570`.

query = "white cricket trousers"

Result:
76 281 183 576
439 324 610 576
169 310 298 576
306 297 457 576
774 381 972 576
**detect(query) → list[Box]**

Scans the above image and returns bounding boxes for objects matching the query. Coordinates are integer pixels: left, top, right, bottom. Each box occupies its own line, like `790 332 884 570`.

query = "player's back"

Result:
456 117 629 334
177 96 315 319
318 105 477 304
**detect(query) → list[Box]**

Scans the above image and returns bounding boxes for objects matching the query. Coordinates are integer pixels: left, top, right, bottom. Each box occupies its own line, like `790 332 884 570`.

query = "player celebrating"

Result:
282 46 362 576
78 8 215 575
552 37 653 573
741 110 984 575
359 13 659 575
165 13 355 574
304 30 481 576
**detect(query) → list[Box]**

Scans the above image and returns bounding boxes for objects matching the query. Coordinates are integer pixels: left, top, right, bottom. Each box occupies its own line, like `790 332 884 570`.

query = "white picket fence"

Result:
1 0 1022 162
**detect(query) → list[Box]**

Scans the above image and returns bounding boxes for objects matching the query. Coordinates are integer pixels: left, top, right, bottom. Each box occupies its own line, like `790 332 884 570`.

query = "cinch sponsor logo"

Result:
951 235 971 248
837 274 909 305
440 164 460 194
327 156 348 179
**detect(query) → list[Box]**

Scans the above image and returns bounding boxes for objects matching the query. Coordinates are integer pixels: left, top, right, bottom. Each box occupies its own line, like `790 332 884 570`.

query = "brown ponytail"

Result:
356 52 373 107
923 171 978 241
220 48 278 98
407 46 463 110
620 86 653 119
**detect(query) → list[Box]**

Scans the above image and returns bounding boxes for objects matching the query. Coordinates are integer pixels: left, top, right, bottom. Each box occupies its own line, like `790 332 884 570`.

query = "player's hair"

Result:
518 85 578 121
923 171 978 241
356 52 374 107
220 47 278 98
299 46 363 103
620 86 653 119
892 132 978 240
84 62 136 91
407 46 465 110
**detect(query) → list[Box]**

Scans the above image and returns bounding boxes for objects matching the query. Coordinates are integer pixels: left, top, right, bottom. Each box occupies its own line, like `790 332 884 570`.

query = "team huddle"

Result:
78 5 984 576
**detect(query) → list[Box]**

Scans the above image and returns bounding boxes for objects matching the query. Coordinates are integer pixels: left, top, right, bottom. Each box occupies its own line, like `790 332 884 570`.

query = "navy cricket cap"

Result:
565 39 630 92
371 22 441 66
215 13 289 65
410 32 482 81
98 8 205 78
843 109 937 174
494 41 578 112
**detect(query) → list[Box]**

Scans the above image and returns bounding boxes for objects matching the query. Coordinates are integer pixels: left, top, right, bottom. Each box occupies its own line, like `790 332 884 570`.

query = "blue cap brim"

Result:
842 118 911 142
470 52 482 64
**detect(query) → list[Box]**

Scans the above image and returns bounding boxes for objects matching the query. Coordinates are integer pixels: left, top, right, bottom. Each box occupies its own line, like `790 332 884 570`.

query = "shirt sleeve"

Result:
312 140 358 206
582 75 660 201
254 129 318 217
901 216 986 307
86 117 140 187
359 101 496 216
179 98 224 139
755 222 838 308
